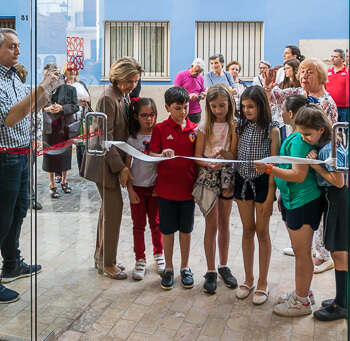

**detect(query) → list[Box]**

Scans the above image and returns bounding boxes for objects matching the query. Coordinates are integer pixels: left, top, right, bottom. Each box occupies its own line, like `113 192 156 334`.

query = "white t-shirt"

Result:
127 133 157 187
252 74 264 87
275 67 285 84
71 82 89 119
196 121 231 158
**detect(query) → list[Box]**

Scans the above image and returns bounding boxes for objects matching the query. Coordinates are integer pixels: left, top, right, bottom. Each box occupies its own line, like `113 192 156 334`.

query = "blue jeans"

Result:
337 106 349 122
0 153 28 270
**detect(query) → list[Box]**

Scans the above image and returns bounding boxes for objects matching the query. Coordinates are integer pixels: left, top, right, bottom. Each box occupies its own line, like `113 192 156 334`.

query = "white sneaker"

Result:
274 293 312 317
278 289 315 305
154 254 165 274
132 259 146 280
314 258 334 274
283 247 294 256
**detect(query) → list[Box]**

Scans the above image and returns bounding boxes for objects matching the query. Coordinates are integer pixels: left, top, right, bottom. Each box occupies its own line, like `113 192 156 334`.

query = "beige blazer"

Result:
82 84 129 189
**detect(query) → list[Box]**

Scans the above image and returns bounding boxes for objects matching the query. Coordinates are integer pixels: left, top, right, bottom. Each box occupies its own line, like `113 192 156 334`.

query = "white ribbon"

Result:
105 141 335 166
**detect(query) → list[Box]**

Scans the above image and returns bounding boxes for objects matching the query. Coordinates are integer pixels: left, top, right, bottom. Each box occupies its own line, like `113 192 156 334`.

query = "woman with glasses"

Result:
62 63 91 176
252 60 272 87
42 63 79 199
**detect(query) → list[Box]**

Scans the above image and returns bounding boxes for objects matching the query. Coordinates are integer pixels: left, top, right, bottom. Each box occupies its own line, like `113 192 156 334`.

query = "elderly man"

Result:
325 49 349 122
0 28 57 303
174 58 206 123
252 60 271 87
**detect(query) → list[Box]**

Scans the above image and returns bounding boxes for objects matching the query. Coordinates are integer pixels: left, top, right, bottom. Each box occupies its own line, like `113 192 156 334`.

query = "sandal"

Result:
61 182 72 194
49 186 60 199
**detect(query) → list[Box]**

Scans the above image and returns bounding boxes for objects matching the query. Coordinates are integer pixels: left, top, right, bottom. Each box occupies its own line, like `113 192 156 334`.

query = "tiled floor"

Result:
0 157 347 340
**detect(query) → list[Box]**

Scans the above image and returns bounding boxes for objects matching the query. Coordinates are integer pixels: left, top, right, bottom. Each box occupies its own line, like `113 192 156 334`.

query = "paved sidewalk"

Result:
0 154 347 340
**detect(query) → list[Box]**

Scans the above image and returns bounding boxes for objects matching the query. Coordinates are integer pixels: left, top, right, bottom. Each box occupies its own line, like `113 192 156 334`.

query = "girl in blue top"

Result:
255 96 323 317
299 105 348 322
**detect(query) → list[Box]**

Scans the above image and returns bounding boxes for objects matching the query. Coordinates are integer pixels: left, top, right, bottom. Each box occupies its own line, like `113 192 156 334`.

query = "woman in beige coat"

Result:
83 57 144 279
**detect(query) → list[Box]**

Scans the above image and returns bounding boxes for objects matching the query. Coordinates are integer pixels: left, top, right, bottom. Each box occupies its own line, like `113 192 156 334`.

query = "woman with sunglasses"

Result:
62 63 91 176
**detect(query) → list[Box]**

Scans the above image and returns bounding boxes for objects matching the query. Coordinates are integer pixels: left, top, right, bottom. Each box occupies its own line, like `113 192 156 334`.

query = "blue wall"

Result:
106 0 349 85
1 0 348 85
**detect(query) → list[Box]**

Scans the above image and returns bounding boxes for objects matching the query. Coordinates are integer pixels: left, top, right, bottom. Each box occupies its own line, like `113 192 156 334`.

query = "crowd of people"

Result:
0 27 348 324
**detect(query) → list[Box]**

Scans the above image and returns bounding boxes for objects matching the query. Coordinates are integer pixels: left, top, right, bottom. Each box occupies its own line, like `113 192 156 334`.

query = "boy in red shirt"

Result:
150 86 197 290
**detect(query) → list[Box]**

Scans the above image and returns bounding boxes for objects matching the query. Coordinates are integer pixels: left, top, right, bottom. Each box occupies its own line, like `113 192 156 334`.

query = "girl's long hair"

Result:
239 86 271 139
280 59 301 89
205 83 235 148
129 98 157 138
294 104 332 143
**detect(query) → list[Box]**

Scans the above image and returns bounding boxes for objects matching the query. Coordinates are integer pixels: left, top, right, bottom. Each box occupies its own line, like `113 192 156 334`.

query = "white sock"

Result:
165 268 173 272
295 294 309 304
207 270 216 273
180 267 190 272
218 264 227 268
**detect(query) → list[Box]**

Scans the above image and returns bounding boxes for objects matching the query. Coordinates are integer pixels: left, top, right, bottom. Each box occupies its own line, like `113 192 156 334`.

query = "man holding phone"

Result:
174 58 206 123
0 28 58 303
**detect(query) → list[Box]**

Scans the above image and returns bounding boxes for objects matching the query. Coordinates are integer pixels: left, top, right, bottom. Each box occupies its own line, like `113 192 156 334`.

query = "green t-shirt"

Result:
274 132 321 209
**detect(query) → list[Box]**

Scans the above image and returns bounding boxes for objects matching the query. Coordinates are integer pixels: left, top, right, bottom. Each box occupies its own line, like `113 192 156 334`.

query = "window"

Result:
105 21 170 80
196 21 264 80
0 17 15 29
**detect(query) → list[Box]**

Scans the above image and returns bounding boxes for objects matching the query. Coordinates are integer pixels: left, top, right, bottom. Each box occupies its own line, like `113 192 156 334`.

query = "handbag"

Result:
66 120 80 139
64 114 81 139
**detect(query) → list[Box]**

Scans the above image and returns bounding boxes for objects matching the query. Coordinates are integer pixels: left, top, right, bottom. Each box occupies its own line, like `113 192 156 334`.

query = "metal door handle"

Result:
331 122 348 172
85 112 108 156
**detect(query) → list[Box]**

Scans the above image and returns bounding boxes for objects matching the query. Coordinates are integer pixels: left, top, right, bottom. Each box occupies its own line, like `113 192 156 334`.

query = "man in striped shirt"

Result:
0 28 58 304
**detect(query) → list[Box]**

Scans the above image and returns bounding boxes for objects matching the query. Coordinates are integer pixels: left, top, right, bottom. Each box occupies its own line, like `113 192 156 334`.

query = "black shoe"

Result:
203 272 217 294
161 270 174 290
0 284 20 304
314 302 347 321
180 269 194 289
321 298 335 307
29 200 42 210
1 258 42 283
218 266 238 288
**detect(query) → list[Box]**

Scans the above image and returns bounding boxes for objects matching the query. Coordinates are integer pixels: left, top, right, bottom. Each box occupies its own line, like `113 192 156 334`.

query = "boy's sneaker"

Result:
1 258 42 283
161 270 174 290
218 266 238 288
278 289 315 305
180 269 194 289
0 284 20 304
154 254 165 274
274 293 312 317
132 259 146 280
203 272 217 294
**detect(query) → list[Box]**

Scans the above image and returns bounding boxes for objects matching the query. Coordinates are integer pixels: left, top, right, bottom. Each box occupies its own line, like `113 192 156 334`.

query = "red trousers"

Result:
130 186 163 260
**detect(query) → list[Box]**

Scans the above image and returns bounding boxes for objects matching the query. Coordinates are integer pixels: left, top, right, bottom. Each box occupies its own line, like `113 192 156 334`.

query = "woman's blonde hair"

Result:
109 57 144 84
205 83 235 149
297 58 328 85
62 63 80 82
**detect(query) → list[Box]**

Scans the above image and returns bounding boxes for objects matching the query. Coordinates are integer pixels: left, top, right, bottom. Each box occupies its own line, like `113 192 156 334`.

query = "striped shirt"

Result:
0 64 30 148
